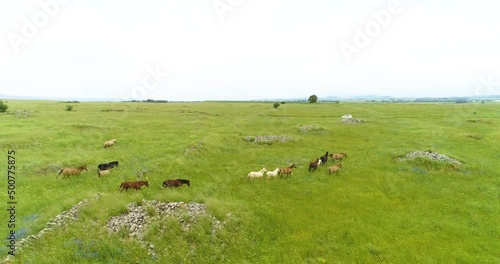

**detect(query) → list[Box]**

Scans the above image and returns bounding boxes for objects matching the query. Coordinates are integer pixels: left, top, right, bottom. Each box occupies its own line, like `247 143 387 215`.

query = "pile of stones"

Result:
298 125 324 132
402 150 462 165
106 200 225 258
341 118 365 124
243 135 295 143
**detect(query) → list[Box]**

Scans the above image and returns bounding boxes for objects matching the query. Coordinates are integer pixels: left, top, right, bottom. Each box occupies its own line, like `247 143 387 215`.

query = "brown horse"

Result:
328 163 343 174
330 153 347 161
120 180 149 191
163 179 190 188
280 164 297 177
308 159 320 172
58 166 88 177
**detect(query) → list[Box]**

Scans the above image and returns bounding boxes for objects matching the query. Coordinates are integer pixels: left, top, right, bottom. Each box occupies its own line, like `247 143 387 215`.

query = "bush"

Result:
0 100 8 112
308 95 318 103
273 102 280 109
65 105 74 111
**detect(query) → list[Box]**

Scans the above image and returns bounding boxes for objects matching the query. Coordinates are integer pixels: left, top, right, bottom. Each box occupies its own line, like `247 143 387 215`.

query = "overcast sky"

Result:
1 0 499 101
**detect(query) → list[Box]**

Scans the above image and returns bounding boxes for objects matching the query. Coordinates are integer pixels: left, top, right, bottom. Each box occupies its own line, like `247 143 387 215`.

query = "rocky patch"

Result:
401 150 463 165
106 200 225 258
243 135 295 143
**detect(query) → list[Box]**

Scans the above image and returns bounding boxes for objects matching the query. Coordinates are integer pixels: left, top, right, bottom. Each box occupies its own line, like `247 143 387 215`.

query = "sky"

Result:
1 0 499 101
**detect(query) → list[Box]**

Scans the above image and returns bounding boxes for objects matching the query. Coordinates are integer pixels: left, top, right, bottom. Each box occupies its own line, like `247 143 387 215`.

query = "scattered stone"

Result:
341 118 365 124
298 125 325 132
14 110 36 118
243 135 294 143
184 141 203 155
4 198 92 263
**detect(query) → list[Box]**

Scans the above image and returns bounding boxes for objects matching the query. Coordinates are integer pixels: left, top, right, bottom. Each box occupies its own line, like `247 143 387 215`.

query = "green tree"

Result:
0 100 8 112
308 94 318 103
65 105 74 111
273 102 280 109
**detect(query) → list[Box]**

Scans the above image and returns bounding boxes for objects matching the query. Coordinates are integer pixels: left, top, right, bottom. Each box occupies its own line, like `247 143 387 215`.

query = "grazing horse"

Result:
328 163 343 174
120 181 149 191
104 139 117 148
247 168 267 179
330 153 347 161
320 151 329 164
308 159 321 172
280 164 297 177
98 161 119 171
163 179 190 188
266 168 280 179
58 166 88 177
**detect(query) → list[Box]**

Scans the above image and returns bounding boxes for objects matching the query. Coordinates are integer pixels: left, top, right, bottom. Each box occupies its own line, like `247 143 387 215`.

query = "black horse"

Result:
98 161 119 171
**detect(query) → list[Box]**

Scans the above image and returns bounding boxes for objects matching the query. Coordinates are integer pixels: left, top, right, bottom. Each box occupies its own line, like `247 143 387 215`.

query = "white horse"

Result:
266 168 280 179
247 168 267 179
104 139 117 148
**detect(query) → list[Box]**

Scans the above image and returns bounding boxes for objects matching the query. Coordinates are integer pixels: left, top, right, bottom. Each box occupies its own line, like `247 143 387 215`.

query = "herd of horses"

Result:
57 139 347 189
56 139 190 191
247 151 347 180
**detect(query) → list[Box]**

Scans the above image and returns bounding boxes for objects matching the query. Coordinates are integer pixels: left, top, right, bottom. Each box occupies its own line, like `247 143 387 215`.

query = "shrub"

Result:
308 94 318 103
0 100 8 112
273 102 280 109
65 105 74 111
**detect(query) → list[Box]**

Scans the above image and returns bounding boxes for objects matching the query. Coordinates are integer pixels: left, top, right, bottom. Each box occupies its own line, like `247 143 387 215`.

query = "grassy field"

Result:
1 100 499 263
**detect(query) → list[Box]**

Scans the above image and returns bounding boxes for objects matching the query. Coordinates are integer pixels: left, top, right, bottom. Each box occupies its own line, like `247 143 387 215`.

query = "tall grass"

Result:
0 100 499 263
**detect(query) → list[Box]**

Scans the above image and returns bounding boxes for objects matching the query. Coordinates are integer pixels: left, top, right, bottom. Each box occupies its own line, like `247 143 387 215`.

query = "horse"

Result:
58 166 88 177
308 159 321 172
98 161 119 171
280 164 297 177
247 168 267 179
320 151 329 164
328 163 343 174
266 168 280 179
98 169 112 177
330 153 347 161
120 181 149 191
104 139 117 148
163 179 190 188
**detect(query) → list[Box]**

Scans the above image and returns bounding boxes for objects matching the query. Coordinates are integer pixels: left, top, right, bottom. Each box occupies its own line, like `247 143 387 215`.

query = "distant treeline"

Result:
351 98 495 104
60 100 80 103
124 99 169 103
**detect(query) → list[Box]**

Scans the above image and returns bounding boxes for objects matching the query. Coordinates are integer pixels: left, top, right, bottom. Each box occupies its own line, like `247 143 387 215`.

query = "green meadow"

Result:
1 100 499 263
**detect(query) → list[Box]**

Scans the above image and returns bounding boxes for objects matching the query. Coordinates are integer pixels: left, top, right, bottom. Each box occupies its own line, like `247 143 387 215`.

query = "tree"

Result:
0 100 8 112
273 102 280 109
308 94 318 103
65 105 73 111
